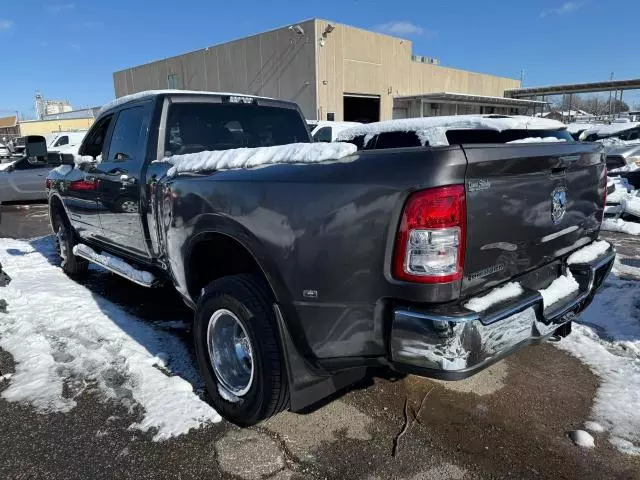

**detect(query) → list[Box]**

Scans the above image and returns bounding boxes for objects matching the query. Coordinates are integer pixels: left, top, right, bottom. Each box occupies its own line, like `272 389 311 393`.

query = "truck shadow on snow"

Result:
23 235 386 415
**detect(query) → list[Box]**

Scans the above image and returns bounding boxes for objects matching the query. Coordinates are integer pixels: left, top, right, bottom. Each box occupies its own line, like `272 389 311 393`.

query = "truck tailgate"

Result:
461 142 606 296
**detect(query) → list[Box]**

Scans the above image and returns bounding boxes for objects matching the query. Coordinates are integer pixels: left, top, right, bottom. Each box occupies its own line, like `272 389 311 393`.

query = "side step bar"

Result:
73 244 157 288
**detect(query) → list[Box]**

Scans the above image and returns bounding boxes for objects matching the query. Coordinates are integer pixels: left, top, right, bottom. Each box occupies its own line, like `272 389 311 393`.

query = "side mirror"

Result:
24 135 48 165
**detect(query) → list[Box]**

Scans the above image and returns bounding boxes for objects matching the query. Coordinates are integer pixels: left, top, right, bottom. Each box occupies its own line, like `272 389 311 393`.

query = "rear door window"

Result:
164 103 310 156
373 131 423 149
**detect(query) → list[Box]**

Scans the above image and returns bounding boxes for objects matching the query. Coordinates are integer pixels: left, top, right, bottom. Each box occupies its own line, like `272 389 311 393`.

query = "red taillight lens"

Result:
393 185 466 283
69 179 98 191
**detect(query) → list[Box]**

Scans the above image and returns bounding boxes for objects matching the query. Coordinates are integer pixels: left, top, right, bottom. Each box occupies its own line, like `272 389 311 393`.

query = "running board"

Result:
72 244 157 287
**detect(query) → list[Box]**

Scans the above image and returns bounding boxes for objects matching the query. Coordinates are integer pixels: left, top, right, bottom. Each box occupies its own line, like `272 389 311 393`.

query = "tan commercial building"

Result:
114 19 541 122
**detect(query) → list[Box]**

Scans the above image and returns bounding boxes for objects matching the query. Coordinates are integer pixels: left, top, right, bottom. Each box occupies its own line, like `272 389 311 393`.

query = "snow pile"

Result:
0 237 220 440
506 137 566 144
601 218 640 235
160 142 358 177
566 123 598 135
567 240 611 265
569 430 595 448
464 282 523 313
73 244 156 285
336 115 566 147
538 271 579 309
555 269 640 455
584 421 605 433
0 161 15 172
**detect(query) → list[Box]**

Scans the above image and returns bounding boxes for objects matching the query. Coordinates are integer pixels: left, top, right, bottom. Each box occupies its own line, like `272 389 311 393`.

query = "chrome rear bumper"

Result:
389 247 615 380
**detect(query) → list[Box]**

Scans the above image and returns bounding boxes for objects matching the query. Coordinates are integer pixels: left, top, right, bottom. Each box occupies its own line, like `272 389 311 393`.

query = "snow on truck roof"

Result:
335 115 567 147
98 90 277 116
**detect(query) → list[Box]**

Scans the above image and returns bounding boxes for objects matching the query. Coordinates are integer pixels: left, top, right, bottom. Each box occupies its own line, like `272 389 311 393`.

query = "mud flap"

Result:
273 304 367 412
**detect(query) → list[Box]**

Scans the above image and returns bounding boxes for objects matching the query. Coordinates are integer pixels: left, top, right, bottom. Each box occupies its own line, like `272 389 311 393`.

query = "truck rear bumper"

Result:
390 246 615 380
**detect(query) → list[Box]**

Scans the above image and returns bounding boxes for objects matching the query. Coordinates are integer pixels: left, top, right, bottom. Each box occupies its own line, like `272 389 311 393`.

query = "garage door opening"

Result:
343 95 380 123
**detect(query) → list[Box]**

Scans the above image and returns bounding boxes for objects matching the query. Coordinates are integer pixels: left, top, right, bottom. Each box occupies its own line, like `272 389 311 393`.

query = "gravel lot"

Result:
0 204 639 480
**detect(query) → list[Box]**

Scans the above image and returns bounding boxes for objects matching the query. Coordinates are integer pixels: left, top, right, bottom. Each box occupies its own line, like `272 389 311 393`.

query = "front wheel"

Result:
193 274 289 426
54 213 88 276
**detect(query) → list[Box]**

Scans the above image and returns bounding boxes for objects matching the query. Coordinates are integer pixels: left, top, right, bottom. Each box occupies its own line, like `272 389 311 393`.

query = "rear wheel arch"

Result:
49 194 67 229
185 231 286 306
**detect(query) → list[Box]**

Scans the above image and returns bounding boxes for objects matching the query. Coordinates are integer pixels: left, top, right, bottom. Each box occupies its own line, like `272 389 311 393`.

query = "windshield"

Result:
164 103 310 156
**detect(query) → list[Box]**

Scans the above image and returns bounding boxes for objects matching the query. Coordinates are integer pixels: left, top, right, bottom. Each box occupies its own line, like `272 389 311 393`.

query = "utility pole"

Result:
520 69 525 86
608 72 614 119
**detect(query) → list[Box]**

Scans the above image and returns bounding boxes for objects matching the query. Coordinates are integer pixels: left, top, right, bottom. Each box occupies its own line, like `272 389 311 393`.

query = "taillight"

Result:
393 185 466 283
45 178 52 189
69 179 98 191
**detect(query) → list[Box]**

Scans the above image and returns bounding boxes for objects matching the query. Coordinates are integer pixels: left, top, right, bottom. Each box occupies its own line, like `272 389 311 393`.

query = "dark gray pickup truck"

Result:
45 91 614 425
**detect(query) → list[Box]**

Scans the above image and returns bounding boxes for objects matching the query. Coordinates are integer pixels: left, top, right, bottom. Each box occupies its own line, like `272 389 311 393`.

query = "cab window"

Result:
54 136 69 147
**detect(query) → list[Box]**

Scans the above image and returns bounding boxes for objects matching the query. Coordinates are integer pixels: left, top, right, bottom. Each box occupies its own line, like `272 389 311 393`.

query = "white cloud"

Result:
374 21 434 37
540 1 585 18
48 3 76 13
0 19 14 30
69 43 81 51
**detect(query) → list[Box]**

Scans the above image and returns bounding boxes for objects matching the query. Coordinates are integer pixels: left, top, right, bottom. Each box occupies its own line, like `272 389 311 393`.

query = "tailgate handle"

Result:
551 167 566 176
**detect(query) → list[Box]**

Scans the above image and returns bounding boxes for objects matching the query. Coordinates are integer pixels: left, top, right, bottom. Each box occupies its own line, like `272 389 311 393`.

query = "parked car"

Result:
46 92 614 426
580 122 640 142
604 143 640 189
0 142 10 160
0 136 50 203
46 131 88 153
306 120 361 142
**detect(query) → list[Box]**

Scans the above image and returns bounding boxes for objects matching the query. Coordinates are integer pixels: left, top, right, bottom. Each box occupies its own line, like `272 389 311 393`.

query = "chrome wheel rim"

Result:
207 309 254 397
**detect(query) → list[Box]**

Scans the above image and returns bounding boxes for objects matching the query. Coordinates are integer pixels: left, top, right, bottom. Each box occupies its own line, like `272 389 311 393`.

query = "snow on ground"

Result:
555 261 640 455
601 218 640 235
569 430 595 448
160 142 358 177
0 237 220 440
335 115 566 147
464 282 523 312
567 240 611 265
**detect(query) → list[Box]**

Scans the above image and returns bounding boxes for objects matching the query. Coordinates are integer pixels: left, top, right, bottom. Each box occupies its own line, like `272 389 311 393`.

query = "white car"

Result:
306 120 362 142
0 157 51 203
0 143 10 160
47 131 87 153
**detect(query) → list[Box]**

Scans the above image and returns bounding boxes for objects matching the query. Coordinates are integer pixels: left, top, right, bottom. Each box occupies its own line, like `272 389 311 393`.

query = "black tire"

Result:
193 274 289 426
54 212 88 276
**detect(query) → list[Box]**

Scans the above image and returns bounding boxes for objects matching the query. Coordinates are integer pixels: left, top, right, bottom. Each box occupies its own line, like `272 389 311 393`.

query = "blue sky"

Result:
1 0 639 117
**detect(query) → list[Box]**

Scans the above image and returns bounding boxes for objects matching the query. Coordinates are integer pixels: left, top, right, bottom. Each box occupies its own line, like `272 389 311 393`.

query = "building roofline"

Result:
506 78 640 97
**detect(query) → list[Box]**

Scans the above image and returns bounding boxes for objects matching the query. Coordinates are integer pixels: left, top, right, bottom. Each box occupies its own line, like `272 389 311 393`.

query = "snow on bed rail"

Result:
335 115 566 147
506 137 566 144
464 282 524 313
538 270 580 309
567 240 611 265
0 237 220 440
160 142 358 177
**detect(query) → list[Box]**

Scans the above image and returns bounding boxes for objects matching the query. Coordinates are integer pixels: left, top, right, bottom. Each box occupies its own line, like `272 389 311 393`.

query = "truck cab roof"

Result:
98 90 295 118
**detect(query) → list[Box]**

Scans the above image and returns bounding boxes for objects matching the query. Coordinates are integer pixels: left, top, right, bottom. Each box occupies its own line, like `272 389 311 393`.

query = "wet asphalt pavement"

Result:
0 204 639 479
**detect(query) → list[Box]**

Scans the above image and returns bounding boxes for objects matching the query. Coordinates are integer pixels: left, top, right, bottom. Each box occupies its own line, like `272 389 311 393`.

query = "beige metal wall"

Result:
113 20 317 118
19 118 94 136
314 19 521 121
